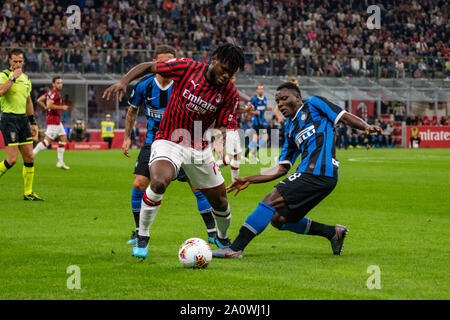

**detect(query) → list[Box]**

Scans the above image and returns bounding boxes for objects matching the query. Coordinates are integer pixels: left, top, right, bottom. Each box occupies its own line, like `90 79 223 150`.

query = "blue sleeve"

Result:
128 81 145 108
250 97 257 106
309 96 345 124
278 121 300 167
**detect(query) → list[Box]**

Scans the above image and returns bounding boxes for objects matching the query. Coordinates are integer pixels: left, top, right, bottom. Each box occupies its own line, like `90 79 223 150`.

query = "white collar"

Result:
293 104 304 119
154 77 173 91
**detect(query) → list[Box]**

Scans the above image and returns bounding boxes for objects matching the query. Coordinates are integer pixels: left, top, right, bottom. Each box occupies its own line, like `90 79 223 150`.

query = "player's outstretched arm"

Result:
340 112 383 135
227 163 290 197
102 62 157 101
122 106 138 158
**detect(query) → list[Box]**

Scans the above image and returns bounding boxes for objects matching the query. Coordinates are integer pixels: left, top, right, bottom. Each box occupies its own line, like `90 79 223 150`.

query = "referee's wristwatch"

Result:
9 75 15 82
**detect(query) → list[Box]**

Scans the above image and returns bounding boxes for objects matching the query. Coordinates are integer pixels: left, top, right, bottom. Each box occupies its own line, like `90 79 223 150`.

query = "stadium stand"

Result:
0 0 448 149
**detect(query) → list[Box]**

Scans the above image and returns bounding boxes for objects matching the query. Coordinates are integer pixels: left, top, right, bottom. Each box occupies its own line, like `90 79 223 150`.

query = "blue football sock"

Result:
280 217 312 234
131 188 145 229
230 202 276 252
194 191 216 232
243 202 276 235
194 190 213 214
248 140 257 149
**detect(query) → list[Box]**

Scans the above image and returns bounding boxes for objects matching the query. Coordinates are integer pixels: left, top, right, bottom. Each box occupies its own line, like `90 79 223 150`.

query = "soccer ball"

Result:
178 238 212 269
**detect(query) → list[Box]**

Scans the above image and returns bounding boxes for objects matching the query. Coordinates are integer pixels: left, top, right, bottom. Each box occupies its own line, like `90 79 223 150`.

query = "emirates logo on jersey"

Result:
183 88 217 114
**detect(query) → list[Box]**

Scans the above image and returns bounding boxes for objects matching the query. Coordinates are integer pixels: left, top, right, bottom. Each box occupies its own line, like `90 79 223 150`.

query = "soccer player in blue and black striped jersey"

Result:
244 85 272 161
122 45 219 249
213 82 382 258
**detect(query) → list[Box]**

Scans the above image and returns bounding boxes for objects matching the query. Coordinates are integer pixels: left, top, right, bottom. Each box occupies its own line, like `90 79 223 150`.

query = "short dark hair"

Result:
52 76 61 83
276 82 301 97
9 48 24 59
212 43 245 73
155 45 176 58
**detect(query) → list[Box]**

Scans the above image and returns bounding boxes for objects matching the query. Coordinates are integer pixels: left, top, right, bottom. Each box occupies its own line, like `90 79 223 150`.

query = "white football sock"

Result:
213 204 231 239
33 139 49 155
230 159 240 181
57 142 66 163
138 187 163 238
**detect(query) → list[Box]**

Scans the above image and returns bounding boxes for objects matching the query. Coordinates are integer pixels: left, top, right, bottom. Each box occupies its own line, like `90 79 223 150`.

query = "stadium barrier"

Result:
406 126 450 148
50 142 108 150
1 47 448 79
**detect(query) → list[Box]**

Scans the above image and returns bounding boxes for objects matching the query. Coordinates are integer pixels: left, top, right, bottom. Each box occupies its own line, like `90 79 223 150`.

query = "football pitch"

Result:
0 148 449 300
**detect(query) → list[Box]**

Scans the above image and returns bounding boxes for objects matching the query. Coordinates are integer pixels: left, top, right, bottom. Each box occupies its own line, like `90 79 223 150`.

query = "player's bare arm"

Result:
340 112 383 134
122 106 139 158
26 95 37 137
227 163 291 196
36 94 47 109
102 62 157 101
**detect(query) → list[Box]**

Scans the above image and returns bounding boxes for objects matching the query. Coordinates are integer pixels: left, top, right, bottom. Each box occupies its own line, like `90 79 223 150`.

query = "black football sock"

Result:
132 210 140 231
200 210 216 233
230 225 257 252
307 221 336 240
137 235 149 247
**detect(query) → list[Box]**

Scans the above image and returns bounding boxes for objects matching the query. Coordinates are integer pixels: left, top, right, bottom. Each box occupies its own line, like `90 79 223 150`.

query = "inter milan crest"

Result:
301 113 306 121
10 132 16 142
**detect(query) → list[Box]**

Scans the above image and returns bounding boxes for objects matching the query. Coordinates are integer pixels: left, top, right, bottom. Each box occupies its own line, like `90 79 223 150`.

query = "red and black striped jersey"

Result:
45 89 62 125
155 58 239 150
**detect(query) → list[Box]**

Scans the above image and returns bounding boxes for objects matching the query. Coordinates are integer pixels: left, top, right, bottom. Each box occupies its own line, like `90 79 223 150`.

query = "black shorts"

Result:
275 172 337 223
0 113 32 146
134 143 187 182
252 124 268 135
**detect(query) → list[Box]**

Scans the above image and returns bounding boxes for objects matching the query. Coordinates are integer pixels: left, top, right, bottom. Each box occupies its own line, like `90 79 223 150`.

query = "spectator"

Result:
0 0 447 79
392 102 406 122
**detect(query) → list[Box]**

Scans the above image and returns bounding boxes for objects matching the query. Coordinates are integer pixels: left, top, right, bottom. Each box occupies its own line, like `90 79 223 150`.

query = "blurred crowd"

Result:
0 0 449 77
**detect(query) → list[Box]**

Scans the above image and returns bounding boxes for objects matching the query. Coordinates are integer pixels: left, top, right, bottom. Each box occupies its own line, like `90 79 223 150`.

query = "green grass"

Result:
0 147 449 300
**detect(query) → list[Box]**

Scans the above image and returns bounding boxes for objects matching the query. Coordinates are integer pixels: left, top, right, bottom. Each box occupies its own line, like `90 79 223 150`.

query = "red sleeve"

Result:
216 87 239 127
155 58 190 81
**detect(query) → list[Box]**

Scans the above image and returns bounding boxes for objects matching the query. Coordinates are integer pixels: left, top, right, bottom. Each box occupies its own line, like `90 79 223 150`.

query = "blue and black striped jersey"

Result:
250 95 268 127
279 96 346 178
128 74 173 144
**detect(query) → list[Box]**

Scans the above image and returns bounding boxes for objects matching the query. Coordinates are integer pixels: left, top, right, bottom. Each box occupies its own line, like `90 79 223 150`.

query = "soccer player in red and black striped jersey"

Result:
33 77 70 170
103 43 245 259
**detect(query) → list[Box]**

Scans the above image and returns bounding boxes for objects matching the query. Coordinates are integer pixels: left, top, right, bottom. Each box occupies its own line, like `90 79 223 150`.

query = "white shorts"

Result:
225 130 242 156
149 139 225 190
45 123 66 140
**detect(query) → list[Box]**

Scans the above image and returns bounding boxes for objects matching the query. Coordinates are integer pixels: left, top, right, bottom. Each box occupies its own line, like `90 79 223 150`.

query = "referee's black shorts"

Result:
275 172 337 223
133 143 188 182
0 113 33 146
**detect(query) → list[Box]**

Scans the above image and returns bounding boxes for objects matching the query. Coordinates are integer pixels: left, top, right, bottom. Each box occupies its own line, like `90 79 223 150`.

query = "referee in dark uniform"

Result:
0 48 43 201
213 82 382 258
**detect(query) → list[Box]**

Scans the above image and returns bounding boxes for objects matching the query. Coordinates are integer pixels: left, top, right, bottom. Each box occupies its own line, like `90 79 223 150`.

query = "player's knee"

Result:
133 177 149 191
261 193 276 206
23 153 34 163
149 178 169 195
209 196 229 213
270 214 285 229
